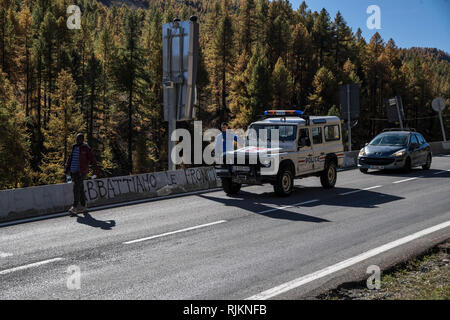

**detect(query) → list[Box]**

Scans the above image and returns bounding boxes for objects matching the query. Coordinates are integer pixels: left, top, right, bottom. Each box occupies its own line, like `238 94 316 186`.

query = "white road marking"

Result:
393 176 424 184
258 200 319 214
0 258 64 276
0 252 13 258
124 220 227 245
339 185 382 196
246 220 450 300
433 169 450 175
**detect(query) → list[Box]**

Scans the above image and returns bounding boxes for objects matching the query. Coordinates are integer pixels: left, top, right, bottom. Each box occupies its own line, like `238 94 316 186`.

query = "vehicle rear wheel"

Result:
403 157 412 173
422 154 432 170
274 166 294 197
221 178 241 195
359 168 369 174
321 161 337 189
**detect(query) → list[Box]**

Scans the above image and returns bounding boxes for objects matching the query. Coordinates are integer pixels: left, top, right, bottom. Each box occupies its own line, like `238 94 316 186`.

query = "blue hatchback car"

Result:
358 130 432 173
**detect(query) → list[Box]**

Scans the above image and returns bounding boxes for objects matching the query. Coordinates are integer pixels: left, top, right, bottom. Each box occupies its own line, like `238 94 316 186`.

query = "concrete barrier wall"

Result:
342 151 360 168
430 141 450 155
0 167 220 223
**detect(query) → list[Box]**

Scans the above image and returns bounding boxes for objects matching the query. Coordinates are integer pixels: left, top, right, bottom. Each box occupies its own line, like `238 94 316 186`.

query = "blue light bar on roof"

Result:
264 110 304 116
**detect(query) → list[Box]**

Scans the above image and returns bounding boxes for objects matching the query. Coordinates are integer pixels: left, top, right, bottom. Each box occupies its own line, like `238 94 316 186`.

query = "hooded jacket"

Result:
65 143 99 176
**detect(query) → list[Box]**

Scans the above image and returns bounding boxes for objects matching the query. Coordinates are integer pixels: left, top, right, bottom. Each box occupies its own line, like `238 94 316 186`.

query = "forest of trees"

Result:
0 0 449 189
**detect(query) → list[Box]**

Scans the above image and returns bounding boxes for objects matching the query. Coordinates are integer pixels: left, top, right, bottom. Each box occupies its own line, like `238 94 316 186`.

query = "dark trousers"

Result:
71 172 86 207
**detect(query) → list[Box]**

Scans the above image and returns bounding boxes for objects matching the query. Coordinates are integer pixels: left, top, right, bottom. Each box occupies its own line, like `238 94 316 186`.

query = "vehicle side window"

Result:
416 134 426 145
324 125 340 141
298 128 310 148
312 127 323 144
410 134 419 145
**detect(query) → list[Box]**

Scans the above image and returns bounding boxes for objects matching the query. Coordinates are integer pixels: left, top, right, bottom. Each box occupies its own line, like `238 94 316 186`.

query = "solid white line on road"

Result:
258 200 319 214
123 220 227 245
433 169 450 175
0 257 64 276
246 220 450 300
393 176 424 184
0 252 13 258
339 185 382 196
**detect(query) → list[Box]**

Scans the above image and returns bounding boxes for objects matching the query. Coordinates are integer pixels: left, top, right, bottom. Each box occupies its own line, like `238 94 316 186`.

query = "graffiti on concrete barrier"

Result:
84 173 161 201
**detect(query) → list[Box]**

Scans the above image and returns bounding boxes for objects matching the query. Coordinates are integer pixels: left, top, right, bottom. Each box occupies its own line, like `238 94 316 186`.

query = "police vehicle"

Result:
215 110 345 196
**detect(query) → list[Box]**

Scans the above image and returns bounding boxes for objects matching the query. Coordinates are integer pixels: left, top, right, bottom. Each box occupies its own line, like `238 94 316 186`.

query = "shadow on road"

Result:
73 213 116 230
199 185 404 222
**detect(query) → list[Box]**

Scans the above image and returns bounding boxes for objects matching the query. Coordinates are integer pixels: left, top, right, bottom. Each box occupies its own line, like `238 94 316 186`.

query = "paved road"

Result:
1 156 450 299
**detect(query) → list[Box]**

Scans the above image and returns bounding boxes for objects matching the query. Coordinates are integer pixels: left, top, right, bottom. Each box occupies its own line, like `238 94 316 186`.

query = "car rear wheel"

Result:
274 166 294 197
359 168 369 174
422 154 432 170
321 161 337 189
221 178 241 195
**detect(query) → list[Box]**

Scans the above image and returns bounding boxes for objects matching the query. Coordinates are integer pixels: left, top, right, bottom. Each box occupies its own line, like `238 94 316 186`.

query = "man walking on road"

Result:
65 133 99 214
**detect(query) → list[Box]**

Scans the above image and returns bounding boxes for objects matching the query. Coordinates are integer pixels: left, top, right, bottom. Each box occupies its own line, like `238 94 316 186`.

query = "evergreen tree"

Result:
0 69 30 188
40 69 82 184
271 57 293 108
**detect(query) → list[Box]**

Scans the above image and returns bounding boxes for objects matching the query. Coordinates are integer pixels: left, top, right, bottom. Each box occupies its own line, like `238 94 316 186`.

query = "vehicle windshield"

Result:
369 133 409 146
247 124 297 142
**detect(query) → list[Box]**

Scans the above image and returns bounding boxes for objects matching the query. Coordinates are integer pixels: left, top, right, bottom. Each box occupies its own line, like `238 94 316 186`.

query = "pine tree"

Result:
271 57 293 108
40 70 82 184
308 66 337 115
211 1 234 123
0 69 31 189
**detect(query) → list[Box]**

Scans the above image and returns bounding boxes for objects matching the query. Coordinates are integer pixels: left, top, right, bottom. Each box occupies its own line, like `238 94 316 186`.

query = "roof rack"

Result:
382 128 416 132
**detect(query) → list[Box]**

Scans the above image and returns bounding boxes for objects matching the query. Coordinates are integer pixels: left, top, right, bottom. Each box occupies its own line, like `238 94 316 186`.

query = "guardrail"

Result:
1 143 448 224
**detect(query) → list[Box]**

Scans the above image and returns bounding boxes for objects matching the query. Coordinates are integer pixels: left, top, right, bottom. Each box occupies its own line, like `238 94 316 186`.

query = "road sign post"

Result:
346 85 351 152
386 96 405 129
163 17 199 171
340 84 359 151
432 97 447 142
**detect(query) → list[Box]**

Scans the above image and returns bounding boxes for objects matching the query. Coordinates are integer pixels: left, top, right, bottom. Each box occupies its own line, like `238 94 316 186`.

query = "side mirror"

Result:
365 142 369 147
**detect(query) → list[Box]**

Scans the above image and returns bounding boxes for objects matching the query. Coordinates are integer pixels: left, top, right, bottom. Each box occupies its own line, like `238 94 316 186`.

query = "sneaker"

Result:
68 206 79 214
80 205 88 213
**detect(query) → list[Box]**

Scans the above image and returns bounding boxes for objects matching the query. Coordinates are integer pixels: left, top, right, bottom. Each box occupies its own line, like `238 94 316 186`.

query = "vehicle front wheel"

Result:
321 161 337 189
422 154 432 170
274 166 294 197
359 168 369 174
221 178 241 195
403 157 412 173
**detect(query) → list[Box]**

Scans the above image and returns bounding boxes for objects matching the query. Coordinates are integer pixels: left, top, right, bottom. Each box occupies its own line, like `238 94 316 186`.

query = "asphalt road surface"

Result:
1 155 450 300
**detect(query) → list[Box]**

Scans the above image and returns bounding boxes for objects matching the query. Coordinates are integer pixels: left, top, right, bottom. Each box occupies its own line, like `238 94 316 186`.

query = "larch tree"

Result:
40 69 82 184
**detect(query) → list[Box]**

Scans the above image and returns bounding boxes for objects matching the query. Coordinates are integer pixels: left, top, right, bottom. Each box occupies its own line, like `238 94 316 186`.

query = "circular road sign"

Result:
432 97 446 112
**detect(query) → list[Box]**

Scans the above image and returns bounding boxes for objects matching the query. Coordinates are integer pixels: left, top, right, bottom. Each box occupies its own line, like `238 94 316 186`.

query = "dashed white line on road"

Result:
393 176 424 184
434 169 450 175
0 258 64 275
258 200 319 214
339 185 382 196
123 220 227 245
0 252 13 258
246 220 450 300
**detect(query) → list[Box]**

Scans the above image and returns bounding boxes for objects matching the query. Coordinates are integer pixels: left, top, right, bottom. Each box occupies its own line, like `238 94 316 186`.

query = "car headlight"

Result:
392 149 406 158
359 148 366 156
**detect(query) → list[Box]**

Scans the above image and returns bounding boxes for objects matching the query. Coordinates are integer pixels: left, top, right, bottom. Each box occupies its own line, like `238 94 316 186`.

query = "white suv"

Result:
215 110 345 196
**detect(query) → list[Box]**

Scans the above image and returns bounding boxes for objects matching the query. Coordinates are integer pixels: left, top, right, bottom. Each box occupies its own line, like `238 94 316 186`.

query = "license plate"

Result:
233 166 250 172
370 165 384 169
